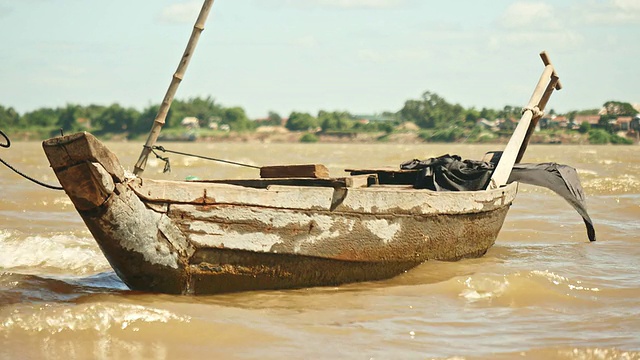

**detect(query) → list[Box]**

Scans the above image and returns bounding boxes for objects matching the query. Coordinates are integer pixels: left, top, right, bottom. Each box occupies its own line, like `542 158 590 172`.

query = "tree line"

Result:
0 96 254 139
0 92 637 141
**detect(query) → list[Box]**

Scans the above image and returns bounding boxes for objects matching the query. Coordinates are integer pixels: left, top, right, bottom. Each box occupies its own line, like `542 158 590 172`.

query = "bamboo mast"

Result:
133 0 215 176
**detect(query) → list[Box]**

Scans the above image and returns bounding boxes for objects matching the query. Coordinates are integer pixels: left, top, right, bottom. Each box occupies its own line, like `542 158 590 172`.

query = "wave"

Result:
0 302 190 335
438 347 640 360
0 230 110 275
457 269 600 304
583 174 640 194
476 347 640 360
0 272 127 305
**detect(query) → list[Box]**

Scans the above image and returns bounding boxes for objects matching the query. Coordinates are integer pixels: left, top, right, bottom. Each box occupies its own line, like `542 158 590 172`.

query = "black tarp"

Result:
400 154 596 242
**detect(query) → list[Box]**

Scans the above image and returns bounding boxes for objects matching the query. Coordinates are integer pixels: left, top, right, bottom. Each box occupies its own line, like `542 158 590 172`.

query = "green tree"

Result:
300 133 319 143
22 108 59 128
578 121 591 134
464 108 481 125
479 107 498 120
610 134 633 144
80 104 107 122
399 91 464 129
132 104 159 135
498 105 521 119
285 112 317 131
318 111 353 132
168 96 223 129
0 105 21 129
222 107 252 131
378 122 395 134
588 129 610 144
598 116 615 133
57 104 81 132
93 104 140 134
602 101 637 116
266 111 283 126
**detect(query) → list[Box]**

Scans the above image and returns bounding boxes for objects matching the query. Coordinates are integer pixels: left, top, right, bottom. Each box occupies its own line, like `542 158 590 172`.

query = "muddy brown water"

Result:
1 140 639 360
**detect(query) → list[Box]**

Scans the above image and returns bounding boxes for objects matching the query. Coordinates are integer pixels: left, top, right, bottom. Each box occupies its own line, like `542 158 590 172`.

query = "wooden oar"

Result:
133 0 215 176
515 52 562 164
486 51 561 190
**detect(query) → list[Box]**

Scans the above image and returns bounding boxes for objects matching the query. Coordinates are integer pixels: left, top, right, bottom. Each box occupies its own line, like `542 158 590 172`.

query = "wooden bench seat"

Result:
345 168 420 186
191 173 378 189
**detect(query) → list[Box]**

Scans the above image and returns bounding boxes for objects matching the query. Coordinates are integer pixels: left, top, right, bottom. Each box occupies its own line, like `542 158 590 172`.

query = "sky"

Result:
0 0 639 119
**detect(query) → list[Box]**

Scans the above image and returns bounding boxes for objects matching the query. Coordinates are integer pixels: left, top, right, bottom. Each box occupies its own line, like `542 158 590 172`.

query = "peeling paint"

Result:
98 190 179 269
190 231 283 252
363 219 400 243
189 221 226 235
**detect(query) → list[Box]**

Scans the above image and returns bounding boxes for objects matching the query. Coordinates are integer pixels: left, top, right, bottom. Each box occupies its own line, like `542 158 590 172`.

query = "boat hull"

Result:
43 132 516 294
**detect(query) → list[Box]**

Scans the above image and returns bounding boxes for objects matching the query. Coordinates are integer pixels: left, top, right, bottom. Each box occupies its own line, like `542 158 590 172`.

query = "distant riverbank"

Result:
5 127 633 146
155 129 594 145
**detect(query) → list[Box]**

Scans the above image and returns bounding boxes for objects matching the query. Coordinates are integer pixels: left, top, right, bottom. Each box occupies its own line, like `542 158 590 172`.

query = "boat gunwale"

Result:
127 177 517 215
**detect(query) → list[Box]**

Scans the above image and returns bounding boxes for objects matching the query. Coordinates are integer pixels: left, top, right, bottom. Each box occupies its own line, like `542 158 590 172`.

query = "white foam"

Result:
0 232 110 275
459 275 509 301
1 303 190 334
530 270 600 292
558 347 640 360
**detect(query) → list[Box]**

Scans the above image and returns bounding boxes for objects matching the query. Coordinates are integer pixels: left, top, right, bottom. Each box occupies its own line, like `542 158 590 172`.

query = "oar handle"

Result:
487 51 562 189
540 51 562 90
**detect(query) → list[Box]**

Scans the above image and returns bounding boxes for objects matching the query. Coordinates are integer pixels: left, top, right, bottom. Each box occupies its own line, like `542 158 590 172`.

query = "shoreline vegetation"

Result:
1 93 638 145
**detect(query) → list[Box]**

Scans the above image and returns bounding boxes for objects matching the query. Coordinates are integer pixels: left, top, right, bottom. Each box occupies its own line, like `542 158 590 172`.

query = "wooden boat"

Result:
42 132 518 294
41 1 569 294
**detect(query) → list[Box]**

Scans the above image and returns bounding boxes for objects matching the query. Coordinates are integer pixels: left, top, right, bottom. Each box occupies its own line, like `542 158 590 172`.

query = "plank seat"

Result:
191 173 378 189
345 167 420 186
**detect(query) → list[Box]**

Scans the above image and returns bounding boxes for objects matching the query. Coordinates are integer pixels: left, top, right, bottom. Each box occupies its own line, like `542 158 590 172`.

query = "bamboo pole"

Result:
133 0 215 176
487 52 561 190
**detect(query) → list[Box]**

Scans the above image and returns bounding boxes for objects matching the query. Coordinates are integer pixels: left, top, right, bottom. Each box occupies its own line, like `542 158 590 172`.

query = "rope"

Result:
522 106 544 118
0 130 64 190
150 145 260 172
0 129 10 148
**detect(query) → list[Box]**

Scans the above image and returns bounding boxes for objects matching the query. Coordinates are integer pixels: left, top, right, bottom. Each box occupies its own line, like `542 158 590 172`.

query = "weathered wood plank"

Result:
131 178 517 215
194 174 377 189
42 132 125 182
344 174 378 187
55 162 114 211
260 164 330 179
346 168 419 185
130 178 335 211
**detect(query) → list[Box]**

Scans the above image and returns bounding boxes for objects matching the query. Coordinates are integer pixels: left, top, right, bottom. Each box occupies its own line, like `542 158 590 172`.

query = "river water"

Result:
0 140 639 360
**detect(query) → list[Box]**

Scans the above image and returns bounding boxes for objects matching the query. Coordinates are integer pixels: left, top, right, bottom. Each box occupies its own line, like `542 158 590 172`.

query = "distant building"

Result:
354 114 396 123
573 115 601 126
540 115 568 129
630 115 640 133
497 118 517 131
181 117 200 128
615 116 632 131
476 118 498 131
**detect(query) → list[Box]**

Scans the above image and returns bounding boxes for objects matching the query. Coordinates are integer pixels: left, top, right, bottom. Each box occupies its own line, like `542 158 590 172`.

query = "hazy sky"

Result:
1 0 638 118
